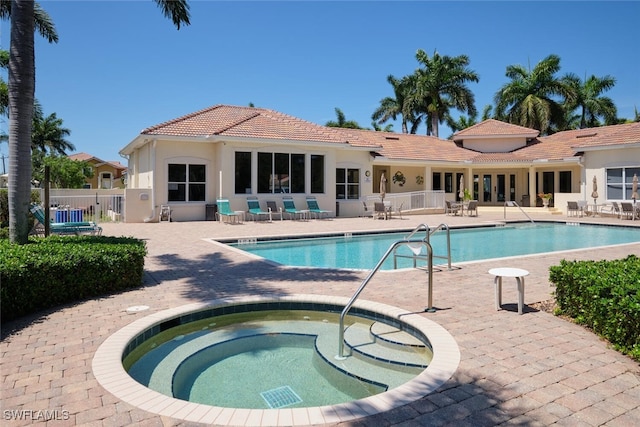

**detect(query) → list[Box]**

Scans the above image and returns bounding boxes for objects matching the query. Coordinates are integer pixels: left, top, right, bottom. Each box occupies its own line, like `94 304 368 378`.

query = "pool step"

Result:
343 322 431 371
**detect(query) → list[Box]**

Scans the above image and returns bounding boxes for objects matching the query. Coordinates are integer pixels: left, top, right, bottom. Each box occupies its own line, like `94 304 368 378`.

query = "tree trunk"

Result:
8 0 35 244
431 113 439 138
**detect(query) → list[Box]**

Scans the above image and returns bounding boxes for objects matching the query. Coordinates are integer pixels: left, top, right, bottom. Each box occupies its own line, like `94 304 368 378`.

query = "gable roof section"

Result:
141 104 356 145
452 119 539 140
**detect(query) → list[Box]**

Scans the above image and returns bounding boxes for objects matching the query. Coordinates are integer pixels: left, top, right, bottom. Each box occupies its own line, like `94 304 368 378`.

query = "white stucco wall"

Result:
463 137 527 153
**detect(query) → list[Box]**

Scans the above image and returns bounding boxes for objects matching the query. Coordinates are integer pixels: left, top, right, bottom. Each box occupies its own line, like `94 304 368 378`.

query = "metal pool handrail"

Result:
336 238 433 360
395 223 451 271
504 201 535 223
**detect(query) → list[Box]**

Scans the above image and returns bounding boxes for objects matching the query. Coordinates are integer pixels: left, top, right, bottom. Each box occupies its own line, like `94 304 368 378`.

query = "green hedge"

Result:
549 255 640 361
0 236 147 322
0 189 42 236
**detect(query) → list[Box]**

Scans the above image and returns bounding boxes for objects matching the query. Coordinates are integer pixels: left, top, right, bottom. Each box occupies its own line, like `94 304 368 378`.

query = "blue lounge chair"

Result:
29 203 102 236
216 199 242 223
282 197 306 220
246 198 272 222
306 197 331 219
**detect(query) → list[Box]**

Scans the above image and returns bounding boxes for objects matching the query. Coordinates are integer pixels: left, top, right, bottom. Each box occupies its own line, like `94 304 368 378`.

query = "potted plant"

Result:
538 192 552 207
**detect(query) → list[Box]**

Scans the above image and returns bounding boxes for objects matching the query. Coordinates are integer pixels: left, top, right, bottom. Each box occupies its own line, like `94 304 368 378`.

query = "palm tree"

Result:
4 0 190 244
494 54 574 134
325 108 364 129
31 101 74 155
372 75 413 134
411 49 479 137
563 73 617 128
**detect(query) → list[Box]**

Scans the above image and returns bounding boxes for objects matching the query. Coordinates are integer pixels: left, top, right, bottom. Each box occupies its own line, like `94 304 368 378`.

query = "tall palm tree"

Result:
563 73 617 128
411 49 479 137
494 54 574 134
5 0 190 244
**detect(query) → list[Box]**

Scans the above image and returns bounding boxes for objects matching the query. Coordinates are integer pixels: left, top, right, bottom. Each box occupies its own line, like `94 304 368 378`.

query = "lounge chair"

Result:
246 198 272 222
306 197 331 219
266 201 283 221
29 203 102 236
620 202 637 220
600 201 621 218
374 202 388 220
466 200 478 217
445 200 461 216
216 199 241 224
282 197 307 220
567 201 581 217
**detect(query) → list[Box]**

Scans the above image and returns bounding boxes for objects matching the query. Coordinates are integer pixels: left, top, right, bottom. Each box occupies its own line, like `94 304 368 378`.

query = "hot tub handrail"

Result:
337 238 433 359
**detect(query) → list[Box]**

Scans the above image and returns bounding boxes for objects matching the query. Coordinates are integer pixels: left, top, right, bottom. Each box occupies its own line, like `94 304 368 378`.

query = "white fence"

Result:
38 189 125 223
366 190 445 212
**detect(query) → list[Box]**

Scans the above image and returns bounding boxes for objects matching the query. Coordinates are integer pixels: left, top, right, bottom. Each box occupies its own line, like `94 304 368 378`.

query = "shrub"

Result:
0 235 147 322
0 189 42 236
549 255 640 361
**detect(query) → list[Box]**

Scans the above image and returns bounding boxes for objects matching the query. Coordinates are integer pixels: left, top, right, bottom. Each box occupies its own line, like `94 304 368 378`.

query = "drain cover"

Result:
260 386 302 409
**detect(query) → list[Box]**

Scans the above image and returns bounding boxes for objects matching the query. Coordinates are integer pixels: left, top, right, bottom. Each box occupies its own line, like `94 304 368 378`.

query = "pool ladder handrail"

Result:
504 201 535 223
336 238 433 360
393 223 452 271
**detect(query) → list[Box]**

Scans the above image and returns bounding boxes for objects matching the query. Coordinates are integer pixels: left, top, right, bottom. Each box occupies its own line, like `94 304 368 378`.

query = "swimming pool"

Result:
229 223 640 270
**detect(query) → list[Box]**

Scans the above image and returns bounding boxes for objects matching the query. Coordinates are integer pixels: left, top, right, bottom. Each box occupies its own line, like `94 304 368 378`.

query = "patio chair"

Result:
567 201 581 217
620 202 636 220
29 203 102 236
466 200 478 217
215 199 241 224
246 198 272 222
282 197 307 220
374 202 388 220
306 197 331 219
266 201 283 221
361 201 372 218
445 200 461 216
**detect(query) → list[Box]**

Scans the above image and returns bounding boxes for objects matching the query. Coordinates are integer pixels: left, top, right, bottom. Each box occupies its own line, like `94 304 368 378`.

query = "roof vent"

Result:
576 132 597 139
385 136 400 140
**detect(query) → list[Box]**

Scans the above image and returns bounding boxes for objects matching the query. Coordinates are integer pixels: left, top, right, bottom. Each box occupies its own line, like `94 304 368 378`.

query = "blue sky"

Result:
1 1 638 168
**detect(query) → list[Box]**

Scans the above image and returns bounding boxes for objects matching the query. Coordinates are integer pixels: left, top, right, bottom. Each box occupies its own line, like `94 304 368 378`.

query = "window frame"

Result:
167 163 206 203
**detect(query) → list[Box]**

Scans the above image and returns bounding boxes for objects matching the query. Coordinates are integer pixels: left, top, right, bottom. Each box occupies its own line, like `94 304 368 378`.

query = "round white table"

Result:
488 267 530 315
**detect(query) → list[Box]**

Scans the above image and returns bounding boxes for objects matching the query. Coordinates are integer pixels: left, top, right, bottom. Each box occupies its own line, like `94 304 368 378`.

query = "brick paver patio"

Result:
2 209 639 426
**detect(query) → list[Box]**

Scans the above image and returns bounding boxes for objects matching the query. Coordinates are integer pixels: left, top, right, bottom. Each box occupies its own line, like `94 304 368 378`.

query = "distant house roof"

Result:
69 152 126 171
122 104 640 164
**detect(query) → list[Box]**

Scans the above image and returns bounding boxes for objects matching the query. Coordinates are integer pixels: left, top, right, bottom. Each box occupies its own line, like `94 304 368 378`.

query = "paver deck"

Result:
2 209 639 426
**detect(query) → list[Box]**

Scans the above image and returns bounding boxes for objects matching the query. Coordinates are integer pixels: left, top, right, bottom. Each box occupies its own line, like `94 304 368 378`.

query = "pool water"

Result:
124 310 430 409
231 223 640 270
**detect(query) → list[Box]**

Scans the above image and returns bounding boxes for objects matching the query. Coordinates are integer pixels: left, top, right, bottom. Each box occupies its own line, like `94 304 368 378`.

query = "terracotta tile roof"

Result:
540 122 640 149
342 129 474 161
136 105 640 164
453 119 539 139
69 152 127 170
141 104 353 145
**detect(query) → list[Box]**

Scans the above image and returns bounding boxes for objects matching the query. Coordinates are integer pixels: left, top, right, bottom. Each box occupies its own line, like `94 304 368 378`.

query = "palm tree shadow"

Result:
147 251 363 302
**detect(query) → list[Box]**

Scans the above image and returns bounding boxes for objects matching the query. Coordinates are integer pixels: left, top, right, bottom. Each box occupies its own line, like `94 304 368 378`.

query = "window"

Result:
257 152 309 194
559 171 571 193
432 172 441 191
168 163 206 202
444 173 453 193
336 168 360 199
310 155 324 193
235 152 251 194
607 167 640 200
